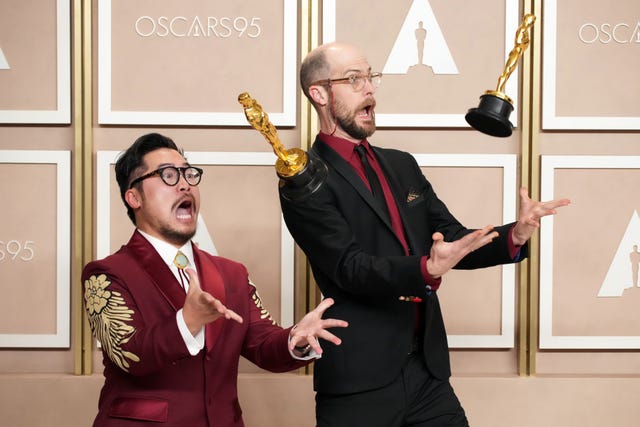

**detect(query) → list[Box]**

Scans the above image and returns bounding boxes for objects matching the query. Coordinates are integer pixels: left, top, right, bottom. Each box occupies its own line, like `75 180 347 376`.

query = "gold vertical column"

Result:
525 0 543 377
517 0 542 377
298 0 320 312
72 0 85 375
296 1 320 375
72 0 94 375
516 0 532 378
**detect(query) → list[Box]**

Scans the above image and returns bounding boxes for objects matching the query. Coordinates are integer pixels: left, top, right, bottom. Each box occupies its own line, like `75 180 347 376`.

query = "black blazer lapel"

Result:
314 138 393 229
373 147 424 256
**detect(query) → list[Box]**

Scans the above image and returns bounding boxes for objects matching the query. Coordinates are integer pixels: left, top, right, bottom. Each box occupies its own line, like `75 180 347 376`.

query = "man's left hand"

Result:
288 298 348 356
512 187 570 246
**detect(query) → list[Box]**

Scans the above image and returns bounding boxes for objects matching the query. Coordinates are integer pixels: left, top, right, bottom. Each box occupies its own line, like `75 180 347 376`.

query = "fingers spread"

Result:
314 297 335 315
431 231 444 242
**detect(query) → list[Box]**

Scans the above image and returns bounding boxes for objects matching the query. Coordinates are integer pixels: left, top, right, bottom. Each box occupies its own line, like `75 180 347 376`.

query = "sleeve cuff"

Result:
287 333 320 361
421 256 442 291
507 224 523 261
176 309 205 356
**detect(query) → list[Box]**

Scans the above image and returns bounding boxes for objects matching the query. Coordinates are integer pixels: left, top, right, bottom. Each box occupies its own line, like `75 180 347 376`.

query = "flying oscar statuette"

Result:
238 92 326 200
465 14 536 137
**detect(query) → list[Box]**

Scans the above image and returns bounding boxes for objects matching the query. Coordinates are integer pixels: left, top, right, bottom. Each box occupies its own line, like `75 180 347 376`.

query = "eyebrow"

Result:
154 162 190 168
342 66 372 76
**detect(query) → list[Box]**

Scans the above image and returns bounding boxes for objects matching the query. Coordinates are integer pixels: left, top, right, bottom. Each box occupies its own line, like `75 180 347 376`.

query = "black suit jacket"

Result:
279 137 527 395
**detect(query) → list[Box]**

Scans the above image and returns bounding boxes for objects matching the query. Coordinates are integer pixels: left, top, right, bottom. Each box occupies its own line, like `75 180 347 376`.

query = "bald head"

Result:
299 42 369 103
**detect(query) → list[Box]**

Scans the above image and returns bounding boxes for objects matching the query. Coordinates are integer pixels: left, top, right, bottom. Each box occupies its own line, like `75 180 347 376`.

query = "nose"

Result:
177 171 191 191
363 77 376 95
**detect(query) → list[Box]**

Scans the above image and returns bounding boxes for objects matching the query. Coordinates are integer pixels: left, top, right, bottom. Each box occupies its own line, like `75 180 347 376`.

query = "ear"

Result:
125 188 141 210
309 85 329 107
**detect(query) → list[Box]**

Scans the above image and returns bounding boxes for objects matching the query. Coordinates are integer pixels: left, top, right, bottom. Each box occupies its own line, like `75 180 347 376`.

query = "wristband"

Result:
294 344 312 356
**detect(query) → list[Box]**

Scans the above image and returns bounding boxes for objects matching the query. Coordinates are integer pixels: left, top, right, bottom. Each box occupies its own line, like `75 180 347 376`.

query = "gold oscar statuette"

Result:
238 92 327 200
238 92 307 178
465 14 536 137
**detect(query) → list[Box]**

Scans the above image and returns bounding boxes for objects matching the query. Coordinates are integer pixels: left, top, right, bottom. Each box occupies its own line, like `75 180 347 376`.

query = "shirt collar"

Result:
137 229 195 271
319 132 372 162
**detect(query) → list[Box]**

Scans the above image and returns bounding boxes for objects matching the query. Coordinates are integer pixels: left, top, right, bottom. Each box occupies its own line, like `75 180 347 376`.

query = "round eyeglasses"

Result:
128 166 203 189
311 72 382 92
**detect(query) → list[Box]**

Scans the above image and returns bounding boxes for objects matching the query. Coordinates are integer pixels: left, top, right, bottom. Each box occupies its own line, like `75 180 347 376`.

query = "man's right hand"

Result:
426 225 499 278
181 268 243 336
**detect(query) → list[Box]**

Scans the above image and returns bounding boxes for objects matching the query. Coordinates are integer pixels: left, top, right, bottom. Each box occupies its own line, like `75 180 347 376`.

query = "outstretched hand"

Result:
511 187 570 246
426 225 499 278
181 268 243 336
288 298 348 356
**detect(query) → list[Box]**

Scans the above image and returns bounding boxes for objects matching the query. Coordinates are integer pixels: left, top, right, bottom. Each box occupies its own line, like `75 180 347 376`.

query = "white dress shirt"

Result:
137 230 205 355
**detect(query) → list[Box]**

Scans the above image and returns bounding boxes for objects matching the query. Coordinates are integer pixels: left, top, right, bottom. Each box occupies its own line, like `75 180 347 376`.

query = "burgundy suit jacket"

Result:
82 230 307 426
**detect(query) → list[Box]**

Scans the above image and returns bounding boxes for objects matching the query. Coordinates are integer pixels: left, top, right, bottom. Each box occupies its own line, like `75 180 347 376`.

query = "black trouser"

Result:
316 353 468 427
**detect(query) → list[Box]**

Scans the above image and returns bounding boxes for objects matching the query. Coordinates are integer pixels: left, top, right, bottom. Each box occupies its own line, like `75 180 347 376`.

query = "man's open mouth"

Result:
176 199 194 220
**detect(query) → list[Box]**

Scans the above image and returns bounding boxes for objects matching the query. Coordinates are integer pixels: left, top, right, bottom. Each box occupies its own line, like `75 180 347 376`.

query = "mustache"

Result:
173 194 196 210
358 97 376 111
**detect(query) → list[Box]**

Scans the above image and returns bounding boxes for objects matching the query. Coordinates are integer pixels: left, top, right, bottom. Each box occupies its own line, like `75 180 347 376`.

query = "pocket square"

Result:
406 189 421 203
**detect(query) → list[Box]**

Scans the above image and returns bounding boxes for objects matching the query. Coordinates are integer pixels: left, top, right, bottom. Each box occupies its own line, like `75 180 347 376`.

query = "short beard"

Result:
160 227 196 247
333 99 376 140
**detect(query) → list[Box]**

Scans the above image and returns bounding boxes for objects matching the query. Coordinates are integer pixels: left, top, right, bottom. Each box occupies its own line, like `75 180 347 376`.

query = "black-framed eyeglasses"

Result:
311 72 382 92
129 166 204 189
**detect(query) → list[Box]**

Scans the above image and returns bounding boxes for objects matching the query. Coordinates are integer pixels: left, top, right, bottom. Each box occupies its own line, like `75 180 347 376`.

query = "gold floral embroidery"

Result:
84 274 140 372
248 278 277 325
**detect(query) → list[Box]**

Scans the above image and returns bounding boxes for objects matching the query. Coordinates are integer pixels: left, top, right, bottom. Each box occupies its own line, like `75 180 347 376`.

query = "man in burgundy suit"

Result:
82 132 347 426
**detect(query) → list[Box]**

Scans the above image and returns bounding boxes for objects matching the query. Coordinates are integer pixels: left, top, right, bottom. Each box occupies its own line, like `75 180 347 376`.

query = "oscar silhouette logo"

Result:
465 14 536 137
238 92 327 200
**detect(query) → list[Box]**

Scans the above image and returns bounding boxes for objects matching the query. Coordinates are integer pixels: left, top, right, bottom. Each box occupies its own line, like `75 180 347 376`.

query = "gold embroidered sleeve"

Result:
248 278 278 326
84 274 140 372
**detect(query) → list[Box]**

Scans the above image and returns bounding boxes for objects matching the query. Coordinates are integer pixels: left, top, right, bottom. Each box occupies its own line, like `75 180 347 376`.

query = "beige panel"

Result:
330 0 510 116
0 133 75 373
555 0 640 117
427 166 505 335
107 1 287 112
0 164 57 334
92 127 302 153
0 128 74 150
552 168 640 337
0 1 57 110
538 0 640 376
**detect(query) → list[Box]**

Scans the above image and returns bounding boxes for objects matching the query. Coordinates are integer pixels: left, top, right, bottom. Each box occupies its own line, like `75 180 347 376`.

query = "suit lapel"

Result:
192 246 227 351
127 231 186 311
314 138 392 228
373 150 423 255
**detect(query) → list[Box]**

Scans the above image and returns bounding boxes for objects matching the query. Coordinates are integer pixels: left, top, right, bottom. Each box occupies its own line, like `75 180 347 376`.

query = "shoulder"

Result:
81 245 135 280
195 249 248 274
372 146 416 163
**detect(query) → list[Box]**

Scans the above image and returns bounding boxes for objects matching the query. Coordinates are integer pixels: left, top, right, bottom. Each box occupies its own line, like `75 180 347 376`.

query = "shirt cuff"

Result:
176 309 205 356
507 224 523 260
287 333 320 361
420 256 442 291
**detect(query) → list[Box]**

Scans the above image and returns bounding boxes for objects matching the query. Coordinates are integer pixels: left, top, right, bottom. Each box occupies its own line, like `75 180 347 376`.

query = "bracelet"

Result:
294 344 312 356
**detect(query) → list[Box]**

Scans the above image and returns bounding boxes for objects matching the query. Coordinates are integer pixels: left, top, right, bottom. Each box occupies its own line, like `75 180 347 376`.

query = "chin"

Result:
163 228 196 246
